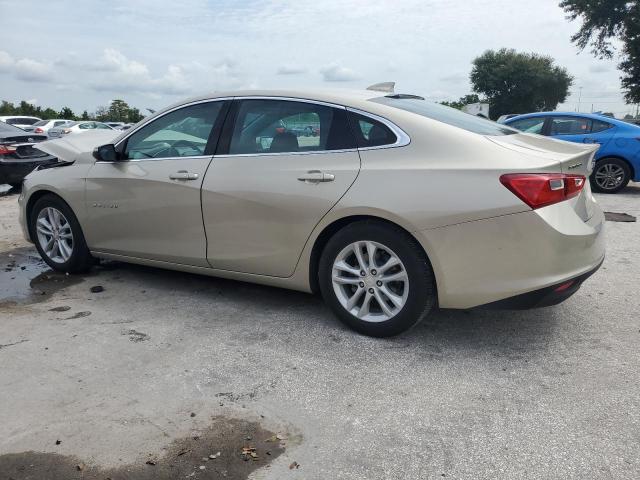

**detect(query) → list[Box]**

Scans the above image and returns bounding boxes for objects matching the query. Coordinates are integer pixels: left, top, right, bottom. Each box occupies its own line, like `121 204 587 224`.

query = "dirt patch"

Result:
0 417 287 480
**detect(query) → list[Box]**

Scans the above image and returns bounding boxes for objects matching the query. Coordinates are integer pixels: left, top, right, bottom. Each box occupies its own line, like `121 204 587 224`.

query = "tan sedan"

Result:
19 89 605 336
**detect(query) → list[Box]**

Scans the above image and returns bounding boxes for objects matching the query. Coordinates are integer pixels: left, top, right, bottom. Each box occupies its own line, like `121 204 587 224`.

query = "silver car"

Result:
47 121 114 138
19 89 605 336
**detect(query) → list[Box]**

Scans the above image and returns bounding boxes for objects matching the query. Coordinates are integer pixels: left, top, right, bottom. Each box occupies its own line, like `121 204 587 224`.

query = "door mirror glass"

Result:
93 144 119 162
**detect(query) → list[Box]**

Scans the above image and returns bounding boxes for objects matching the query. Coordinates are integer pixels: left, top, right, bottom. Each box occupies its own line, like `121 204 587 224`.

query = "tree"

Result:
94 106 109 121
560 0 640 103
59 107 76 120
108 99 131 122
41 108 59 120
441 94 482 110
81 110 90 120
470 49 573 120
0 101 16 115
128 107 144 123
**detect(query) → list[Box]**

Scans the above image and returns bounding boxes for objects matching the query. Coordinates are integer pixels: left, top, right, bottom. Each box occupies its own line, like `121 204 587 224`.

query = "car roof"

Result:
0 115 42 120
506 111 630 127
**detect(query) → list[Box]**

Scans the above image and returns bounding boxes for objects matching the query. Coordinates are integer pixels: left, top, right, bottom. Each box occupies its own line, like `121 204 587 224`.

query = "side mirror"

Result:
93 144 119 162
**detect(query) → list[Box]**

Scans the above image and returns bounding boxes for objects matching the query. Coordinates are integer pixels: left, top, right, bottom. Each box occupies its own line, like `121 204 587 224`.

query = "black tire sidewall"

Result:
30 194 92 273
319 221 436 337
590 158 631 193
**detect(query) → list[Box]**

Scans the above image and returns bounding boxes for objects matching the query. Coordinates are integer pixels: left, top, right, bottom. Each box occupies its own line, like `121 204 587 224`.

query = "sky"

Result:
0 0 634 118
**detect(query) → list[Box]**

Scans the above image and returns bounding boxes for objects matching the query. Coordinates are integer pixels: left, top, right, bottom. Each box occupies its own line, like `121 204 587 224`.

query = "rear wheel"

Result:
30 194 93 273
590 158 631 193
319 221 436 337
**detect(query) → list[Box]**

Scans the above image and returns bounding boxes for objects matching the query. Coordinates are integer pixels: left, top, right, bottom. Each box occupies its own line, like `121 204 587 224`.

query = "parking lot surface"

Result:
1 184 639 479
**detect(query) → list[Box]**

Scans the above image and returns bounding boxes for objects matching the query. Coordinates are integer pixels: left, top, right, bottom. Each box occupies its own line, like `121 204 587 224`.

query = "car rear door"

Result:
201 97 361 277
84 99 230 266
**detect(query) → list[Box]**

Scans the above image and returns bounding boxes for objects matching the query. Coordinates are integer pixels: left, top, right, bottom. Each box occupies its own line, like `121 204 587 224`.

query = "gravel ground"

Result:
0 184 638 479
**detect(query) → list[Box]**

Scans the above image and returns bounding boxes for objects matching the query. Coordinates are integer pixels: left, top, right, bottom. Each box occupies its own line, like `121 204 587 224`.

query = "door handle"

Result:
169 170 199 180
297 170 335 183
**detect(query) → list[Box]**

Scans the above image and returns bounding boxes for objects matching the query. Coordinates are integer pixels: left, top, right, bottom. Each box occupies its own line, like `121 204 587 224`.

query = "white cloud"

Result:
26 98 38 105
15 58 51 82
0 50 14 72
589 64 610 74
277 64 307 75
319 64 360 82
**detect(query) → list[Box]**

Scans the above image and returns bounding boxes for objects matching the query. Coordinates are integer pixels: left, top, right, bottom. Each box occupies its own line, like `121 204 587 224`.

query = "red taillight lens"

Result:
0 144 17 155
34 127 44 133
500 173 586 209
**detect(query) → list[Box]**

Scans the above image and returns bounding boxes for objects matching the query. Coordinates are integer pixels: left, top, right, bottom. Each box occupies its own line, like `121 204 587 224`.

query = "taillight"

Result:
0 144 17 155
500 173 586 209
34 127 44 133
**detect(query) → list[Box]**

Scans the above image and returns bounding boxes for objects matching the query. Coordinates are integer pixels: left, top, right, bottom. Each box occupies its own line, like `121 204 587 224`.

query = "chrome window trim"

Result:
112 98 233 161
346 107 411 150
95 155 212 164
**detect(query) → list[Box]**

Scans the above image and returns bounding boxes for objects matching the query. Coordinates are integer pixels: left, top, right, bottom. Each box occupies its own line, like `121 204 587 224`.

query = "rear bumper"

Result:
418 201 606 309
477 256 603 309
0 156 57 184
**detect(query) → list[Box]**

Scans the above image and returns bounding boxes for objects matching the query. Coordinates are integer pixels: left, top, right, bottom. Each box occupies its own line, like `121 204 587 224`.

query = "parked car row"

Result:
503 111 640 193
0 121 56 188
0 116 134 136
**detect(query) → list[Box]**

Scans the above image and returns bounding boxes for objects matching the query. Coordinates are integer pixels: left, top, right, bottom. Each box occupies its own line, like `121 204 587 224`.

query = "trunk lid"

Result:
488 133 599 221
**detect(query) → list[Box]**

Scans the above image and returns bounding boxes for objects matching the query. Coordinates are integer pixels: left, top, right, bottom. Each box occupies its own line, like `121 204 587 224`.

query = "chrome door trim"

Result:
95 155 213 164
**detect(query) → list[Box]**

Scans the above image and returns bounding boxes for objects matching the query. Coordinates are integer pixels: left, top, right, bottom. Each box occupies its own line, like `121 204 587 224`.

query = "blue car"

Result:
505 112 640 193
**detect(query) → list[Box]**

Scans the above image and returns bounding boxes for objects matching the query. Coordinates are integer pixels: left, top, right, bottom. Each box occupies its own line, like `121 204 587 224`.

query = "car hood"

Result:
35 130 120 163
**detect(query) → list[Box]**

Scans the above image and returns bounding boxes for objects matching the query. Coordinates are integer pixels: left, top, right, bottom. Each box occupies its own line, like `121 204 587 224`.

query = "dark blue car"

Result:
505 112 640 193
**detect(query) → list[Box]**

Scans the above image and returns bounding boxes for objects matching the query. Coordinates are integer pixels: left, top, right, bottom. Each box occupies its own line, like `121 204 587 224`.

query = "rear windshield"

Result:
370 97 518 136
0 122 24 133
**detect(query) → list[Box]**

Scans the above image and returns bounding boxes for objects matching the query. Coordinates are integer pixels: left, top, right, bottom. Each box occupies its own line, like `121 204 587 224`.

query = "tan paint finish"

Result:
19 89 606 309
201 150 360 277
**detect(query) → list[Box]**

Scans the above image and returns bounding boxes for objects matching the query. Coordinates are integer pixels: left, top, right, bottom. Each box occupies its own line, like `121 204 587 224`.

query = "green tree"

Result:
560 0 640 103
0 101 16 115
81 110 90 120
128 107 144 123
41 108 59 120
470 49 573 120
441 94 482 110
108 99 131 122
59 107 76 120
94 106 109 121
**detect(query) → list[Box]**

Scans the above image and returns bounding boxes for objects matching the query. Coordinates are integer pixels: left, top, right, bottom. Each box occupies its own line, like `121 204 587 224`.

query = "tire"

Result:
29 194 94 273
590 158 631 193
318 220 436 337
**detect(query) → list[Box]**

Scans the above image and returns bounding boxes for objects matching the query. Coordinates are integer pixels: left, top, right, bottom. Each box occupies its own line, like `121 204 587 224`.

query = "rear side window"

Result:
228 99 355 155
370 97 517 135
550 117 591 135
348 112 397 148
7 117 38 125
507 117 547 134
54 121 68 127
591 119 613 133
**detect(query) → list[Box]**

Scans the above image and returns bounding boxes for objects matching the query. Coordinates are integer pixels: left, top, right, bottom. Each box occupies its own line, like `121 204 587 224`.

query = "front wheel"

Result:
319 221 436 337
590 158 631 193
30 194 94 273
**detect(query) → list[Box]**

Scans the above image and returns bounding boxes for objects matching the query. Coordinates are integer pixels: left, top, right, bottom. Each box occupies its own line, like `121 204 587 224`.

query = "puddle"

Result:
0 246 84 307
0 417 287 480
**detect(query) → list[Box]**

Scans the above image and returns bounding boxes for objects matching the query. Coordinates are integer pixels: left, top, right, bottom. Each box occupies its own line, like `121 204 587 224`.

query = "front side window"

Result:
349 112 397 147
96 123 111 129
550 117 591 135
508 117 546 134
124 101 223 160
228 99 354 155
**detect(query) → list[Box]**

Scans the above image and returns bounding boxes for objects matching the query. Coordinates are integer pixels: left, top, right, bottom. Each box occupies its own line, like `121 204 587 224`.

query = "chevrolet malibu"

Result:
19 89 605 337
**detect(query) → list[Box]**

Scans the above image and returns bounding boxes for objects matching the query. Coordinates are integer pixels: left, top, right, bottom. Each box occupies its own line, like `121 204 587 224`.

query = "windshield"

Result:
370 97 518 136
0 122 25 134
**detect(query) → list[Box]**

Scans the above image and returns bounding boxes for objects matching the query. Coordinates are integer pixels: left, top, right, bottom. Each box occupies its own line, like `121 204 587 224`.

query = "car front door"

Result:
201 98 361 277
84 100 229 266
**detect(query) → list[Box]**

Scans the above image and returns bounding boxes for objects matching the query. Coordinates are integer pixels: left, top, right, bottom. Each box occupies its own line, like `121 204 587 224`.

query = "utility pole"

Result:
577 87 583 112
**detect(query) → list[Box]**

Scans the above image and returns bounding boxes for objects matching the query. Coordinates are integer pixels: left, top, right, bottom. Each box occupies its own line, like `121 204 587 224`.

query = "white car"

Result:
0 116 42 129
47 121 114 138
22 119 73 135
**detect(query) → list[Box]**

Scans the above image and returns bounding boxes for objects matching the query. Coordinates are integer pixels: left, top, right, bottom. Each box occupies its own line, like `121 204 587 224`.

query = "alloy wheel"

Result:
332 240 409 322
594 163 625 190
36 207 74 264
